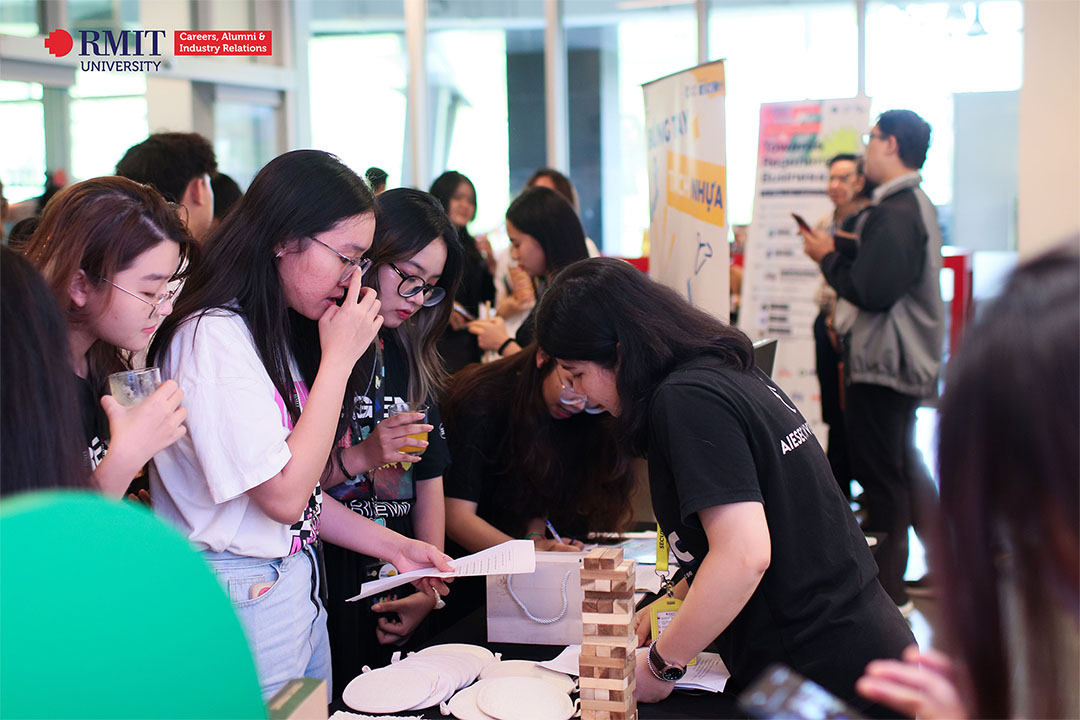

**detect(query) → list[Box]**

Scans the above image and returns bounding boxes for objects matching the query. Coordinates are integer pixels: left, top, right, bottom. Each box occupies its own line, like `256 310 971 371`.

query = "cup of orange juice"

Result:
388 402 429 455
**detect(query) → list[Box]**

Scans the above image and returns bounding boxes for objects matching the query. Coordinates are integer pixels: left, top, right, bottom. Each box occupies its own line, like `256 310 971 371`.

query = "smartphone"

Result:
792 213 813 233
739 664 865 720
453 302 477 321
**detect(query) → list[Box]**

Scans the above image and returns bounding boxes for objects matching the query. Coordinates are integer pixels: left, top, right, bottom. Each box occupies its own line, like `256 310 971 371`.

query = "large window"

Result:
0 81 45 203
309 32 408 190
0 0 38 37
866 1 1023 207
69 71 148 182
429 28 510 235
613 11 699 256
710 2 859 227
214 94 278 189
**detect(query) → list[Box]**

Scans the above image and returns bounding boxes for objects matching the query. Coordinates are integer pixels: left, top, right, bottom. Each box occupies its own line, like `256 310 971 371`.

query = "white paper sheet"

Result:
538 645 729 693
346 539 536 602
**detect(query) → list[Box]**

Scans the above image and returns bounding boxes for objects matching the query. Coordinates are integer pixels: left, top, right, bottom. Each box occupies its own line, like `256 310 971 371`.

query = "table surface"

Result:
329 607 744 719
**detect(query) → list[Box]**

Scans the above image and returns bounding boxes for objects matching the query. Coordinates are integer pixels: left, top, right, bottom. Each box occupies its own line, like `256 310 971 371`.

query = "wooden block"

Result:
585 588 634 601
581 699 636 712
580 709 612 720
582 611 633 625
579 676 633 691
580 663 632 680
583 598 600 613
580 568 630 582
613 598 634 613
579 652 625 669
584 548 624 570
586 634 638 650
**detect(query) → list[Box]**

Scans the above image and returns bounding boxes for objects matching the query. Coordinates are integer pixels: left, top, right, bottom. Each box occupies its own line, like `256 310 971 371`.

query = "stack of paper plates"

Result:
342 644 497 714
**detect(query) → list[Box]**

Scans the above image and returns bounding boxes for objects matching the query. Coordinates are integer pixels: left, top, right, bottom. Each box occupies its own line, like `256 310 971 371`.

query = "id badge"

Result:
649 596 698 666
649 595 681 638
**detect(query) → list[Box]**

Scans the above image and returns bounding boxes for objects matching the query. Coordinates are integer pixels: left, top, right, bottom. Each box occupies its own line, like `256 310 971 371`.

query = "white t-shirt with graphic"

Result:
151 308 322 559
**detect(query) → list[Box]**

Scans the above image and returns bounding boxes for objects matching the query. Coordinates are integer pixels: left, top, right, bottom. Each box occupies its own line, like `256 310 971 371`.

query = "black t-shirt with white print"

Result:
76 375 108 470
326 331 450 537
647 356 912 707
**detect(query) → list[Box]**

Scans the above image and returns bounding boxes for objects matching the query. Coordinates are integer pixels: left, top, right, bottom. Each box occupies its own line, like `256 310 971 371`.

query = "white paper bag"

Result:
486 551 584 646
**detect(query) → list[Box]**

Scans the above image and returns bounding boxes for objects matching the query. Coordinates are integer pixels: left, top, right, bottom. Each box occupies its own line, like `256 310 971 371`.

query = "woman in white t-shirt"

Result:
149 151 452 701
321 188 464 688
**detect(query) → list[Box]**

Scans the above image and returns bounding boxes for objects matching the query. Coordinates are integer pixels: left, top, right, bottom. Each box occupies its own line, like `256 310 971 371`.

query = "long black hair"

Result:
362 188 464 404
505 186 589 277
1 247 89 496
150 150 377 426
442 344 634 537
535 257 753 454
935 243 1079 718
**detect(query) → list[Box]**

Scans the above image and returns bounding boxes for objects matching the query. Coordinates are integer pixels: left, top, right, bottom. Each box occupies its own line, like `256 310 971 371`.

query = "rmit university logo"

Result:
44 29 167 71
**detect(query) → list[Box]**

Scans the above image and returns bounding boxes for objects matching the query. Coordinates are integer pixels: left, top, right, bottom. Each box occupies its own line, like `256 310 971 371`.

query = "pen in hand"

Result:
545 519 564 544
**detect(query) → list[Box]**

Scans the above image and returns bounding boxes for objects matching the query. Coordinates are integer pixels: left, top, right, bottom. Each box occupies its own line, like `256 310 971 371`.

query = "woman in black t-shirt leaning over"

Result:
535 257 913 717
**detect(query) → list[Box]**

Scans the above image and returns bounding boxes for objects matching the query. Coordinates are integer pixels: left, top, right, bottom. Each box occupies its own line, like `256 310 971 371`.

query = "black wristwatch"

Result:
647 638 686 682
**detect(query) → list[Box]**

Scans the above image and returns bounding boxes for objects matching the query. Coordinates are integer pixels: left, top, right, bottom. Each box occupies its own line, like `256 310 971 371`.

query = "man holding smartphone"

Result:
800 110 944 617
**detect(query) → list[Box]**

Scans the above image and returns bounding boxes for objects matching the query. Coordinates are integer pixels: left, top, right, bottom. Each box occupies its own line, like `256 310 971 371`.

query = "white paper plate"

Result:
341 664 439 714
476 677 577 720
478 660 577 694
407 670 458 710
416 643 497 666
407 654 480 693
444 679 500 720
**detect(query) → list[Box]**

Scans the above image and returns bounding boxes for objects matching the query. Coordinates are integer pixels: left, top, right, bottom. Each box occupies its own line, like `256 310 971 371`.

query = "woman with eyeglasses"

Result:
441 343 634 557
467 186 590 358
23 176 193 498
319 188 464 691
148 152 452 702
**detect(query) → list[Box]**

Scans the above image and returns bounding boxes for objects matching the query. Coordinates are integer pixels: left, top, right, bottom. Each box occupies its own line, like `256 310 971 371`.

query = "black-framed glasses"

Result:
310 236 373 284
103 278 183 319
388 263 445 307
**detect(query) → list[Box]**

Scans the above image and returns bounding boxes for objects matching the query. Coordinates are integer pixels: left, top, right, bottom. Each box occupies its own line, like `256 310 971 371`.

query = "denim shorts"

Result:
203 544 331 702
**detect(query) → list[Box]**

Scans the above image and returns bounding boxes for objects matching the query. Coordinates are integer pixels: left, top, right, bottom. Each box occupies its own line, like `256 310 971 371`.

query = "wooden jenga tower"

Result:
579 548 638 720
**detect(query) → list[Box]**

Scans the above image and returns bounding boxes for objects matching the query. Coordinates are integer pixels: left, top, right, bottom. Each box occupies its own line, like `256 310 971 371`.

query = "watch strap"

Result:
648 638 685 682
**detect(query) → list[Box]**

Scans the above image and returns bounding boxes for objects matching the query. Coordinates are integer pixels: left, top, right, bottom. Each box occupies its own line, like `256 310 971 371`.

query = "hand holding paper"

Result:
347 539 536 602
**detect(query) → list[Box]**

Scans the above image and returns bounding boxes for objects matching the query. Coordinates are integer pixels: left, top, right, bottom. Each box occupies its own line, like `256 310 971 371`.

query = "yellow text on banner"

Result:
666 152 726 227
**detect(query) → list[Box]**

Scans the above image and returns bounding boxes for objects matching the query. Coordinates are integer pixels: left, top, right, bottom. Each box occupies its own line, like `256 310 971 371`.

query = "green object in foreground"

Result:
0 491 266 719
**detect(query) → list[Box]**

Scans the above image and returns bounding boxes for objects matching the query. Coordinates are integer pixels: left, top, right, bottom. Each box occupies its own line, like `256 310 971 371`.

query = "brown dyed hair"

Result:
23 176 194 394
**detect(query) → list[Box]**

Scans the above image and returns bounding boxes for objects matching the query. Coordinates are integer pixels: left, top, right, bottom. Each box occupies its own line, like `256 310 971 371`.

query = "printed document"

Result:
347 539 536 601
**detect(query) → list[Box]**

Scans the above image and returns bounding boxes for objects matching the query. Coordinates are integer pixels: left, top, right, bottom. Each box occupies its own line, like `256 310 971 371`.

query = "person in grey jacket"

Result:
802 109 944 613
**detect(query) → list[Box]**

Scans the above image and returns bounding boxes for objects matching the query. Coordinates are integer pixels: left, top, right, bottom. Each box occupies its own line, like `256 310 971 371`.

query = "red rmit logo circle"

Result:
44 29 73 57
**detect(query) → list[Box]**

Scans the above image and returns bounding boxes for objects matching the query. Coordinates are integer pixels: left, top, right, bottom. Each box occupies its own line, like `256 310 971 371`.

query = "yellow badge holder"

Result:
649 525 695 664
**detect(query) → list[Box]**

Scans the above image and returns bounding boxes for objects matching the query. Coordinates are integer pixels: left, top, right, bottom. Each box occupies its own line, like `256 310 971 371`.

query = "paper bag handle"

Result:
506 570 572 624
